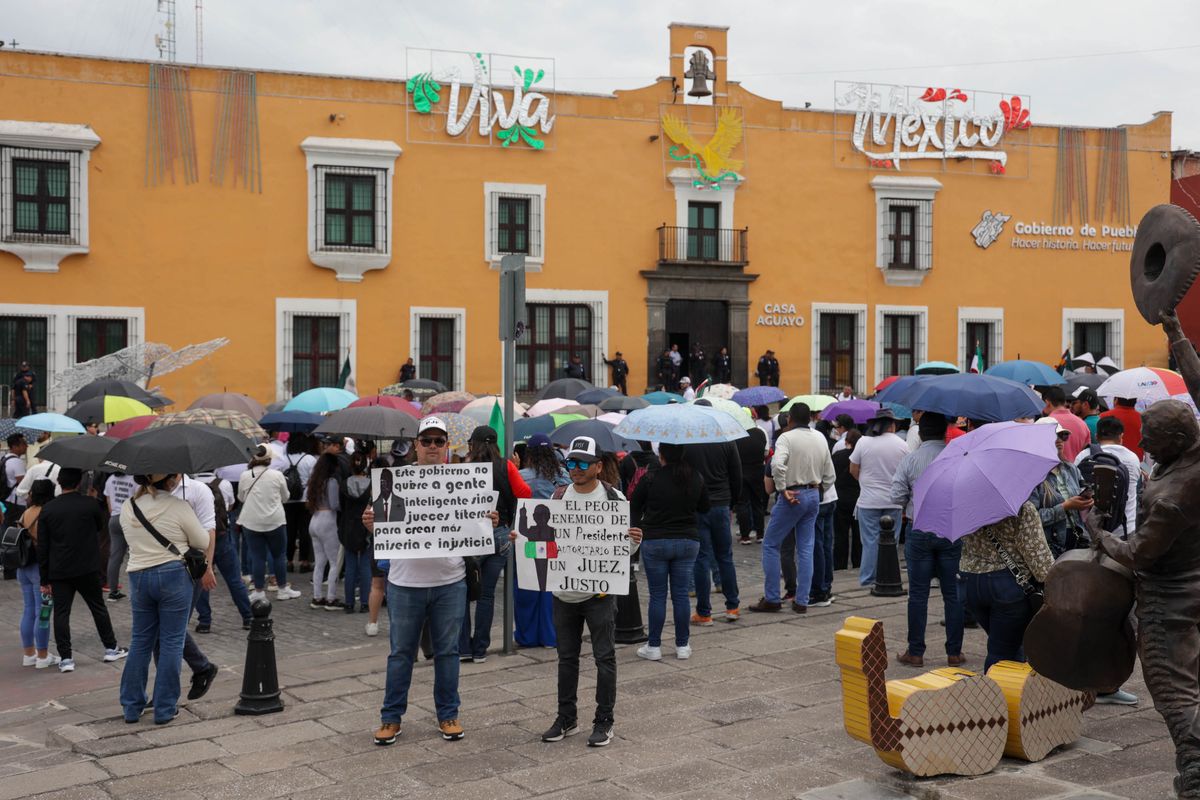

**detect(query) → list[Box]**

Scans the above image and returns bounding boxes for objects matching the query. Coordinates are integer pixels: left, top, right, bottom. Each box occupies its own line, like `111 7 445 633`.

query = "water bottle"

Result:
38 592 52 631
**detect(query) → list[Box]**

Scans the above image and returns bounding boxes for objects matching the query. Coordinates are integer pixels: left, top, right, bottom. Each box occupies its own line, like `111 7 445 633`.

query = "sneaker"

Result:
439 719 465 741
691 613 713 627
636 644 662 661
242 619 252 630
343 605 357 614
374 721 401 746
365 622 379 637
810 594 835 608
194 622 211 634
187 663 219 700
676 645 692 659
106 591 126 602
359 605 370 613
267 577 279 592
459 655 474 663
154 708 180 725
323 599 345 611
472 655 487 664
104 647 129 662
22 654 37 667
276 586 301 600
59 659 75 673
249 590 266 602
541 716 580 742
1095 689 1139 705
587 722 613 747
310 598 327 610
739 537 753 546
724 608 740 622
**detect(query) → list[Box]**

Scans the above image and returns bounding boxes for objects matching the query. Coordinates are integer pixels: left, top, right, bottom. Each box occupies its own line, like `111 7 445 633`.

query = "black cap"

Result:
468 425 498 444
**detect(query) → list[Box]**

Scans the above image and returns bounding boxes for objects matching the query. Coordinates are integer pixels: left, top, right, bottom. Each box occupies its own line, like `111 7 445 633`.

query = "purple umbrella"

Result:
912 422 1059 542
819 399 881 425
731 386 788 407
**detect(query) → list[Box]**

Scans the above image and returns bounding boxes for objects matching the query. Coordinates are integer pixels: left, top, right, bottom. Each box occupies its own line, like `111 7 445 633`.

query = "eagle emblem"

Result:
661 108 744 189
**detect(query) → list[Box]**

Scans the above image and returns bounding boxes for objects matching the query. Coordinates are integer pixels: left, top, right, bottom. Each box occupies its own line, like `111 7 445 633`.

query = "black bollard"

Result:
614 562 648 644
234 598 284 715
871 514 907 597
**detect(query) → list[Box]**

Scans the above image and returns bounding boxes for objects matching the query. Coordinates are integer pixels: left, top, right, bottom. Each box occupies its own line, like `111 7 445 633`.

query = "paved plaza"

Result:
0 543 1172 800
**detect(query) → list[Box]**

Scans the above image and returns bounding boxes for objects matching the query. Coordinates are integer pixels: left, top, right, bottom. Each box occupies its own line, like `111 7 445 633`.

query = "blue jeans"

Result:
809 501 836 600
18 564 49 651
381 580 467 724
641 538 700 647
344 548 373 608
196 532 252 625
762 488 819 604
693 506 738 616
904 530 964 658
963 569 1034 671
121 562 193 723
245 525 288 591
857 507 901 587
460 545 508 659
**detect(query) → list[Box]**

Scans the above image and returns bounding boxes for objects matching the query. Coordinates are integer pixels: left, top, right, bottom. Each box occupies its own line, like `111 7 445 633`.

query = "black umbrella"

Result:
259 410 324 433
101 424 255 474
401 378 448 393
1062 372 1108 393
536 378 595 401
598 395 650 412
70 379 173 408
548 419 641 453
35 436 116 469
575 387 620 405
313 406 418 440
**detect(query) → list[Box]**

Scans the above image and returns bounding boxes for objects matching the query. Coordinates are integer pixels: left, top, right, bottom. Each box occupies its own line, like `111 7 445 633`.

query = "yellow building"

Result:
0 23 1173 409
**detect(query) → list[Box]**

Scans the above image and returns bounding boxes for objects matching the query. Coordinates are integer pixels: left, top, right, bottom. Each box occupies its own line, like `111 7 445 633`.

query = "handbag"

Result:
986 529 1045 613
130 498 209 581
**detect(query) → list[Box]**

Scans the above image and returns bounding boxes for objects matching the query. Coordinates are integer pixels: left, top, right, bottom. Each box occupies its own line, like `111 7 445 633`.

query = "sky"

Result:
3 0 1200 148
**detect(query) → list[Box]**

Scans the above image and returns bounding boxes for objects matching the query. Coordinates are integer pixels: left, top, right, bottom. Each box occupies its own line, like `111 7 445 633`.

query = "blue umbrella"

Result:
514 416 555 441
15 412 87 434
883 402 913 420
549 419 641 453
641 391 684 406
914 361 960 376
614 404 748 444
575 387 621 405
876 373 1043 422
731 386 788 407
259 410 325 433
283 387 357 413
985 360 1066 386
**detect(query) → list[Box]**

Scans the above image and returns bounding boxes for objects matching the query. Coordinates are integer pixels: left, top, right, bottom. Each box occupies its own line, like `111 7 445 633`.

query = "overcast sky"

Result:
5 0 1200 147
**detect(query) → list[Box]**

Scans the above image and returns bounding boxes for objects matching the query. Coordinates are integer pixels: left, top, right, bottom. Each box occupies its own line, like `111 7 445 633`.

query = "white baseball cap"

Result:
566 435 600 464
1035 416 1068 435
679 376 691 385
418 416 448 436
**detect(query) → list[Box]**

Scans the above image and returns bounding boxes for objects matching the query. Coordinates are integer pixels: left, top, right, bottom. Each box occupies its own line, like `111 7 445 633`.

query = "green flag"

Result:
338 351 355 392
488 400 505 450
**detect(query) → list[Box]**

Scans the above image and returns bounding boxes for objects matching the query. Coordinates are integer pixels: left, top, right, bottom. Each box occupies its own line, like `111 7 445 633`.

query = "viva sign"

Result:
406 49 555 149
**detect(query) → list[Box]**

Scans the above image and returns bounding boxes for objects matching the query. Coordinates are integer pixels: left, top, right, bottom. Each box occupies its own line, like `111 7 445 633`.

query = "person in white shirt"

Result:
191 469 252 632
238 445 296 601
103 472 136 602
835 386 856 403
15 458 59 505
1073 415 1143 537
168 473 221 698
850 409 910 586
906 410 924 452
2 433 28 527
830 414 856 455
679 376 696 402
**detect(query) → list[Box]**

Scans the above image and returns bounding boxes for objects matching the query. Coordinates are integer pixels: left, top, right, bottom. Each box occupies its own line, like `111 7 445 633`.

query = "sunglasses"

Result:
1055 431 1071 440
565 459 595 471
418 437 448 447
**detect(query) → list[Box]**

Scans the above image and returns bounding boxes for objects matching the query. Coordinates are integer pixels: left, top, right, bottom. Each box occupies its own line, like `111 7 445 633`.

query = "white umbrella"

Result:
596 412 627 426
527 398 578 417
461 395 528 424
702 383 739 400
614 404 748 444
1097 367 1186 410
692 397 754 430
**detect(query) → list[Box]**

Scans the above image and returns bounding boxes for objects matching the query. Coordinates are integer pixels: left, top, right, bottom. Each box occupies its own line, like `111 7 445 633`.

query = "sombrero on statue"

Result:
1130 204 1200 342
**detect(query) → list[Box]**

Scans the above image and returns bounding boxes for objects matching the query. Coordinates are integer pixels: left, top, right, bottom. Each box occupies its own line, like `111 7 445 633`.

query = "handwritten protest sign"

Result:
514 497 631 595
372 463 497 559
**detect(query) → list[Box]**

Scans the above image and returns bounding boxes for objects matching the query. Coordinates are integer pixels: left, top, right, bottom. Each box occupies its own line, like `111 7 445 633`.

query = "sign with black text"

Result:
514 498 631 595
371 463 497 559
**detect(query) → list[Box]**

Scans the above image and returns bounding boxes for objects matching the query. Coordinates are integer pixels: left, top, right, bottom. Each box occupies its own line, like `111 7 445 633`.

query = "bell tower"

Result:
669 23 728 105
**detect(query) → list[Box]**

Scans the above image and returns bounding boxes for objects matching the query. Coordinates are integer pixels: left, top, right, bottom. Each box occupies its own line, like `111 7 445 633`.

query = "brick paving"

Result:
0 542 1171 799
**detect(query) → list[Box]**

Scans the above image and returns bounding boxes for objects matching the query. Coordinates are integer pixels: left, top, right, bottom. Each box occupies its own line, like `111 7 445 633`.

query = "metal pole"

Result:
502 334 516 654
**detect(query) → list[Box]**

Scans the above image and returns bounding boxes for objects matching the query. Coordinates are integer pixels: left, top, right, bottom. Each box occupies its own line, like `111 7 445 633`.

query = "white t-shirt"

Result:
756 419 778 453
283 452 317 489
850 432 910 510
15 460 59 503
266 440 289 471
906 425 921 452
682 387 696 401
388 464 470 589
3 453 26 503
104 473 137 517
172 474 216 531
832 432 848 455
1073 444 1142 534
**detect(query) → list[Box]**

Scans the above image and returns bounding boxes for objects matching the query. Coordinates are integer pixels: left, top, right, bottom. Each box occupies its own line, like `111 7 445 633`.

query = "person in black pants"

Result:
734 425 768 543
832 431 862 570
37 468 127 672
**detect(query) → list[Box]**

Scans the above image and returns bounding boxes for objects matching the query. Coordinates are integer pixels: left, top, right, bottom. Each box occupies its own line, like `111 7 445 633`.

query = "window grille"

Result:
0 148 82 245
313 165 387 254
879 198 932 270
489 192 542 259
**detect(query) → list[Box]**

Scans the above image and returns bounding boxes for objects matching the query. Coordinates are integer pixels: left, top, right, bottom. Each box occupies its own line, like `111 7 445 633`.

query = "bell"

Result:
684 50 715 98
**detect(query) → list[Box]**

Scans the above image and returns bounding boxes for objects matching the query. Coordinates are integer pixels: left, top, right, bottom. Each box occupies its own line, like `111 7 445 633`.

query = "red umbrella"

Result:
349 394 421 417
104 415 156 440
874 375 901 394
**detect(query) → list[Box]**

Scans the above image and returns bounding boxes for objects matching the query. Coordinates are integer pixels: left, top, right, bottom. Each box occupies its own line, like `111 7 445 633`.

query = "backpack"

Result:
1077 443 1132 534
626 463 650 498
282 455 304 503
0 524 35 578
207 478 228 536
0 454 16 501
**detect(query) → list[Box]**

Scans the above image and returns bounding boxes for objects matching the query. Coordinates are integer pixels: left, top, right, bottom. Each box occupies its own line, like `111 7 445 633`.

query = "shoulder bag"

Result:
986 529 1044 614
130 497 208 581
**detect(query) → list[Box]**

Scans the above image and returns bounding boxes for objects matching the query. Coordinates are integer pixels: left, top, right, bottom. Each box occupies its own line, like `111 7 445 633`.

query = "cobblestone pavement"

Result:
0 540 1171 800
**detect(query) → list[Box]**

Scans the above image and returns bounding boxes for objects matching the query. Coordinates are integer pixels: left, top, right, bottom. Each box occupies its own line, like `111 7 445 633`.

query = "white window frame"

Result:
958 307 1005 372
870 175 940 287
0 302 143 411
0 120 101 273
484 182 546 270
811 302 867 395
874 305 928 387
275 298 356 400
409 307 466 392
522 289 609 387
666 168 743 262
1063 307 1124 369
300 137 401 283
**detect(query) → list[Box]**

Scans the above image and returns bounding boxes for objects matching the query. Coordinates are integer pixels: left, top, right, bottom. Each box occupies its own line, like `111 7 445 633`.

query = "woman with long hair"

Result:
283 434 317 573
18 479 58 668
340 451 375 613
119 473 208 724
631 442 710 660
239 444 299 602
305 452 342 609
515 434 567 647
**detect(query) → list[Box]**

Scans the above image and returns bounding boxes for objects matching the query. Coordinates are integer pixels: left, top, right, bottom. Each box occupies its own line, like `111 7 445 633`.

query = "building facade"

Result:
0 23 1174 409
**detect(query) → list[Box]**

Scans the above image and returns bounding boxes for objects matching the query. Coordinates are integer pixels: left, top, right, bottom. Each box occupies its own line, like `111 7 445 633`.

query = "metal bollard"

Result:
871 515 907 597
234 598 284 715
614 562 648 644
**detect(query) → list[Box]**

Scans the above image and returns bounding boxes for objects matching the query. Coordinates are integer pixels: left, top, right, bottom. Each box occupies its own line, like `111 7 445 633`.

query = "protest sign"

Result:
371 463 498 559
514 497 631 595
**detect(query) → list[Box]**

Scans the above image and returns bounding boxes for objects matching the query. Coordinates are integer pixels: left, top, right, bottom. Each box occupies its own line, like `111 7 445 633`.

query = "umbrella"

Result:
692 397 755 430
599 395 649 412
527 398 579 417
883 402 913 419
35 435 116 469
874 376 902 393
701 383 739 400
549 419 641 453
513 413 587 442
264 401 287 413
67 395 155 425
640 391 684 406
101 424 255 475
460 395 529 425
596 412 627 426
15 413 87 434
283 387 357 413
1062 372 1108 394
259 410 325 433
426 412 475 453
349 395 422 417
819 399 881 425
1070 352 1096 370
912 422 1059 542
614 404 748 444
1097 367 1188 408
781 394 837 413
148 408 267 441
104 415 157 440
984 360 1066 386
0 419 20 440
732 386 788 406
914 361 960 376
188 393 267 419
554 404 601 418
876 374 1043 422
574 387 620 405
400 378 448 394
424 391 477 415
534 378 594 401
314 406 418 440
70 379 172 407
1096 356 1120 376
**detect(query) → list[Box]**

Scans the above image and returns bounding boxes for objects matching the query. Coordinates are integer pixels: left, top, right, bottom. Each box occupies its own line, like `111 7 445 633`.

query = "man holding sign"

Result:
513 436 641 748
366 417 499 746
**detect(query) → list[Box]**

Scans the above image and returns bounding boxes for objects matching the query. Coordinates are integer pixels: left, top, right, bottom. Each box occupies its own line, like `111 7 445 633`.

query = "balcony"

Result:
657 225 749 267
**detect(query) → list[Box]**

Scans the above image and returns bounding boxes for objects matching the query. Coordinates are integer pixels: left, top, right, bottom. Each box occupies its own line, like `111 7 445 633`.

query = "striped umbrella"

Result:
148 408 267 441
